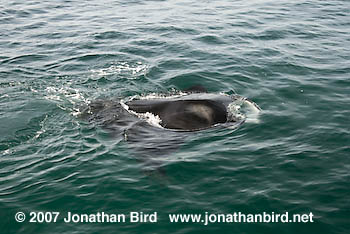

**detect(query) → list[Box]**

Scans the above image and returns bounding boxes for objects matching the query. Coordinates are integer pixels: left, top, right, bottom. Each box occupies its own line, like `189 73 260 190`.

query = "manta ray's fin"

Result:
184 85 208 93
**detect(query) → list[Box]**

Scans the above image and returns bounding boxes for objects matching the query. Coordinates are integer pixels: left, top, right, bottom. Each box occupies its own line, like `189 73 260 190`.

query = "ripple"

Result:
1 0 349 233
90 61 149 78
0 54 50 65
94 31 132 40
195 34 226 45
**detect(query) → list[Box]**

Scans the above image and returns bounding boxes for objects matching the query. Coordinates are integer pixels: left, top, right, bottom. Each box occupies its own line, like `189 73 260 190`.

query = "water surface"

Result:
1 0 349 233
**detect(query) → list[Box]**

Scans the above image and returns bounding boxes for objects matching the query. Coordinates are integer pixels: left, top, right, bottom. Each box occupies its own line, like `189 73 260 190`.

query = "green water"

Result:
1 0 349 233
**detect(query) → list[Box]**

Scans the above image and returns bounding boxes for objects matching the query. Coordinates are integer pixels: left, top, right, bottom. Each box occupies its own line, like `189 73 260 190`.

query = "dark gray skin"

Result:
126 99 228 131
79 86 239 176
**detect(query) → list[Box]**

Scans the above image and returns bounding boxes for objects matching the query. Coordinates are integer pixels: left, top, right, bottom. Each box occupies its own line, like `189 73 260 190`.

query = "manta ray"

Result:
125 94 232 131
79 86 259 172
82 85 248 132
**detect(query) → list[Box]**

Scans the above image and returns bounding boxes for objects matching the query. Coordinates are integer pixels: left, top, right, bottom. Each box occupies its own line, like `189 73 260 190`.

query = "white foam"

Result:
120 99 164 129
90 61 148 78
44 86 89 116
136 92 187 100
142 112 163 128
241 98 261 124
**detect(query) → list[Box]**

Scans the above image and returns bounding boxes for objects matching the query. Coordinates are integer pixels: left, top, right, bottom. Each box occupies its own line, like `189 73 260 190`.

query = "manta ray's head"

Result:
126 97 229 131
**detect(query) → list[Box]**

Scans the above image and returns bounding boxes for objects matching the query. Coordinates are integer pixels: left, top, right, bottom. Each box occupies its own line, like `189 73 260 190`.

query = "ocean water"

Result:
1 0 349 233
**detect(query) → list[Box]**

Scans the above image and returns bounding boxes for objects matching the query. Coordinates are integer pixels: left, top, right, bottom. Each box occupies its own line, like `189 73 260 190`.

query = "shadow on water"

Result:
79 99 187 178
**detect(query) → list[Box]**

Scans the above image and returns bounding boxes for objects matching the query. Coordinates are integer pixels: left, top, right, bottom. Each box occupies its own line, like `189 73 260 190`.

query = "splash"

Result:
120 98 164 129
45 86 89 116
228 95 261 124
90 61 148 78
